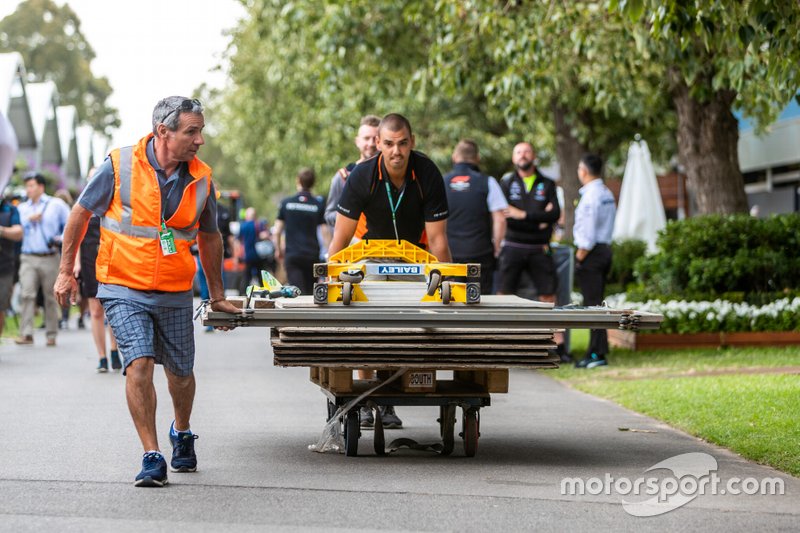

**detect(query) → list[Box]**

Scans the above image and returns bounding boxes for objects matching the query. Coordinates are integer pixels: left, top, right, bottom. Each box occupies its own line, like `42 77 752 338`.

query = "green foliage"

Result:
218 0 676 216
634 214 800 298
618 0 800 133
422 1 674 161
219 0 513 217
608 239 647 290
0 0 119 134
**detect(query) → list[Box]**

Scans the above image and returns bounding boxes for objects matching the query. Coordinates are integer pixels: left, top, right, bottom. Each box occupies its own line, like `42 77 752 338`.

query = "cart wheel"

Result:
440 404 456 456
344 409 360 456
342 282 352 306
426 270 441 296
441 281 452 305
462 407 479 457
339 270 364 283
373 407 386 456
327 400 337 422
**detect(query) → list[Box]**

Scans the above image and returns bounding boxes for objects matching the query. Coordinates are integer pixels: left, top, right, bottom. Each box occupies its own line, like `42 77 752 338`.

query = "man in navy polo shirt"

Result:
329 113 451 429
274 168 328 294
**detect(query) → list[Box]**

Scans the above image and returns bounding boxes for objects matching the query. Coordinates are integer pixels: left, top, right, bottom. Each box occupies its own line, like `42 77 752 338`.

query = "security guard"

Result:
573 153 616 368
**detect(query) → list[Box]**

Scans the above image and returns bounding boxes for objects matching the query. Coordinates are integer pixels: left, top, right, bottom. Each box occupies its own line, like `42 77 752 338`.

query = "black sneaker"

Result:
134 452 168 487
380 406 403 429
548 346 572 364
110 350 122 371
169 421 198 472
575 353 608 369
96 358 109 373
77 316 86 329
359 406 374 429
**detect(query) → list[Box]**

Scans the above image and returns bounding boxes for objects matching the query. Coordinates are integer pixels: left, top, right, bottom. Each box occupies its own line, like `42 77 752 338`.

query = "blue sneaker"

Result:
134 452 168 487
575 353 608 369
169 422 199 472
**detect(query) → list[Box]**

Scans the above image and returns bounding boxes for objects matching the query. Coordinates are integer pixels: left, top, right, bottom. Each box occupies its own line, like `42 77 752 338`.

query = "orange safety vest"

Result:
95 133 212 292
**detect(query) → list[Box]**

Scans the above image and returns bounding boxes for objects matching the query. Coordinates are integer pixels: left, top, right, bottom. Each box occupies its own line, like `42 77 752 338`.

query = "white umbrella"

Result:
613 137 666 253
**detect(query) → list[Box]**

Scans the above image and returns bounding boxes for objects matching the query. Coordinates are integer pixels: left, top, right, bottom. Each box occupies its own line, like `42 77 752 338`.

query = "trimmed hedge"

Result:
633 214 800 299
608 239 647 291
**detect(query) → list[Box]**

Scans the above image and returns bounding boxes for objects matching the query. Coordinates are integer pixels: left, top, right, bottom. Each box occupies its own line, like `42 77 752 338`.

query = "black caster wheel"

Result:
342 281 352 305
344 409 360 456
441 281 452 305
426 270 441 296
339 270 364 283
373 407 386 456
462 407 479 457
439 404 456 456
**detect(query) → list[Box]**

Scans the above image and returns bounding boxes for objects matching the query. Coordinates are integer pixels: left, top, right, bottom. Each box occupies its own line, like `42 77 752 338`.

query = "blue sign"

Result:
377 265 422 275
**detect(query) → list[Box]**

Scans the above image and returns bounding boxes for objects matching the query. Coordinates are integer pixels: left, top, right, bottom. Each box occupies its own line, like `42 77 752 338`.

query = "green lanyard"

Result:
385 180 406 241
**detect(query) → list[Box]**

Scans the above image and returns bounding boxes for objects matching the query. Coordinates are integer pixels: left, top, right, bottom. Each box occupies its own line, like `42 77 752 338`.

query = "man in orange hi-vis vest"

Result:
54 96 239 488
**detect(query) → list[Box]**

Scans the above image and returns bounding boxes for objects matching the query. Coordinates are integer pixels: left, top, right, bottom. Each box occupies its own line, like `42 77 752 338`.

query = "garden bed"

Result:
609 329 800 350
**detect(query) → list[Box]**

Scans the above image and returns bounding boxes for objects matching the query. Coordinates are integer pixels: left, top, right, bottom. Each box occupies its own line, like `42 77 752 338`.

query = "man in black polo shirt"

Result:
324 115 380 230
443 139 507 294
274 168 328 295
498 142 566 356
330 113 451 429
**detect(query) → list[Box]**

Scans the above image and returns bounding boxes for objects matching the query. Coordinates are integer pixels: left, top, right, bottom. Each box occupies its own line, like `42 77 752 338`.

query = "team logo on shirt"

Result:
509 181 522 201
449 175 471 192
534 182 547 201
286 202 319 212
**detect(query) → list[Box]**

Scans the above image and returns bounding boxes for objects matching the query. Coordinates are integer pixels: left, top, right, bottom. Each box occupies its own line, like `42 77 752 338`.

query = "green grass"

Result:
555 331 800 477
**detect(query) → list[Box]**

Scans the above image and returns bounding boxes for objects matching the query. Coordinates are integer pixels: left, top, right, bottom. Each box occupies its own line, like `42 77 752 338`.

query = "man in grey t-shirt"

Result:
54 96 239 488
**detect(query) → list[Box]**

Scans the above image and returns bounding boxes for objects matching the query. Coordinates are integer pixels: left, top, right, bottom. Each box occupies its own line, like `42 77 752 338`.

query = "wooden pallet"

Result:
308 367 512 394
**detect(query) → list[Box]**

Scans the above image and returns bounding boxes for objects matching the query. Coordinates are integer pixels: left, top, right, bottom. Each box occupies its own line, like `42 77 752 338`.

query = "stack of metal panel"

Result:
203 293 663 371
271 326 560 369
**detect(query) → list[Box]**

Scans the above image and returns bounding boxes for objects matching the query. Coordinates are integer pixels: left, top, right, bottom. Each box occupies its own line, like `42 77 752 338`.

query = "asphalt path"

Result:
0 313 797 532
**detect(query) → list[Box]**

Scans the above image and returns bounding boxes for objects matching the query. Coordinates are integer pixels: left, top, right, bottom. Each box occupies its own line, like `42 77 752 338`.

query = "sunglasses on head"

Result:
163 98 202 122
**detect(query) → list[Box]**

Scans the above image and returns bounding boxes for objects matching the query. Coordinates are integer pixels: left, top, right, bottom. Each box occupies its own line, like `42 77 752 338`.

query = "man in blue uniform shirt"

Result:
573 153 616 368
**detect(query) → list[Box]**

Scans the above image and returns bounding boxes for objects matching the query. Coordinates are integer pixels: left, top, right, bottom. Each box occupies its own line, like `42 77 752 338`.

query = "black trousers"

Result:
575 244 612 356
284 254 318 296
453 252 496 295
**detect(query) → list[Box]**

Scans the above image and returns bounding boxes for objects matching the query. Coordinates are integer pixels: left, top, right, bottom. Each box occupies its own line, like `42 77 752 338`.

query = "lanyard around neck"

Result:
379 154 413 241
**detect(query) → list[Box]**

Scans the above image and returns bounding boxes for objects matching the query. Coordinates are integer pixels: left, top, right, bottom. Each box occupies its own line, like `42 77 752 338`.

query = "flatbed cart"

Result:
318 373 493 457
203 240 663 458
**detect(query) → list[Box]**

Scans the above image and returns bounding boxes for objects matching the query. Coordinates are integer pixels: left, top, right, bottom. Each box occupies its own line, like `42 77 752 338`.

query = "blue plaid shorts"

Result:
101 299 195 377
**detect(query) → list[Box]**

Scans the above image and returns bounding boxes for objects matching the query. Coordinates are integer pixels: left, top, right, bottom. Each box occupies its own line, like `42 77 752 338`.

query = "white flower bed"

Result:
604 294 800 334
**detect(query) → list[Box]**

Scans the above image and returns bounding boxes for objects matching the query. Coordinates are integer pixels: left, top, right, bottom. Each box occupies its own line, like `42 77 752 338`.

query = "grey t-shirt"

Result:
77 137 217 307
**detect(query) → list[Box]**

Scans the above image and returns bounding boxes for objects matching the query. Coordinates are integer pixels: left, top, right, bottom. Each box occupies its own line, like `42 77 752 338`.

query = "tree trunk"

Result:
670 75 749 215
552 102 589 242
